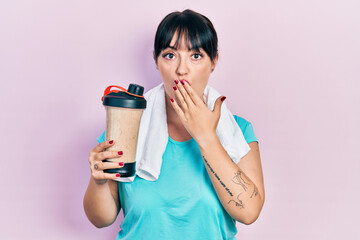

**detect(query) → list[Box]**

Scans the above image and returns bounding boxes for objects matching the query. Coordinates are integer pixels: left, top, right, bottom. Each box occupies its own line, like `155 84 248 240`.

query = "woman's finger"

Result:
169 97 186 120
94 150 123 161
92 160 124 171
92 170 121 180
173 82 188 111
176 80 196 107
181 80 204 106
90 140 115 154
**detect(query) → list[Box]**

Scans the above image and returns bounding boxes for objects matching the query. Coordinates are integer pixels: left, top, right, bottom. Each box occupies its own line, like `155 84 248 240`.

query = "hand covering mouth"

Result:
177 79 190 85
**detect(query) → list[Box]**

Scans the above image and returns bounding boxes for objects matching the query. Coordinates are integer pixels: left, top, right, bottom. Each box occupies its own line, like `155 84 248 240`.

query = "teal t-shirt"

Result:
97 115 258 240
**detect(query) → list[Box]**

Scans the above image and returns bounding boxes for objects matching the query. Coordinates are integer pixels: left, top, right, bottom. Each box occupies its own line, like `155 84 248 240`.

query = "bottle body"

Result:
103 106 144 177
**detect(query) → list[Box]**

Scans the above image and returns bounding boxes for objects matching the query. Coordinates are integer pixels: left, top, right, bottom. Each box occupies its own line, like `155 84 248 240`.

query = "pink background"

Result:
1 0 359 239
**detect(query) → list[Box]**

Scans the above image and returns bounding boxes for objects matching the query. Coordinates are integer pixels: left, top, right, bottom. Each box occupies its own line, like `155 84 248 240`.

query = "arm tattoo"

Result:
202 156 233 197
250 185 259 198
232 171 250 191
228 194 245 209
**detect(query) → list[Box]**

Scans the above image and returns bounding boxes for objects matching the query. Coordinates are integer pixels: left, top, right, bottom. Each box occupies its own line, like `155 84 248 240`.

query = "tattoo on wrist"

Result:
202 156 233 197
232 171 250 191
228 194 245 209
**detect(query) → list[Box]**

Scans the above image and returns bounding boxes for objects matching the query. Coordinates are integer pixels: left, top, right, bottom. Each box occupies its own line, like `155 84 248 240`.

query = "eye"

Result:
192 53 203 60
162 53 175 60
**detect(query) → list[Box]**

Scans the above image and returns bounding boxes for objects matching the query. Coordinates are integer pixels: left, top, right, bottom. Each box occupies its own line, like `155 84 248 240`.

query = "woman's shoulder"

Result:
232 115 258 143
232 115 251 127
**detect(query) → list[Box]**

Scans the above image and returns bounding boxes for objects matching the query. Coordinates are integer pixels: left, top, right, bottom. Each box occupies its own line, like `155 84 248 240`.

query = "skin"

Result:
158 33 265 224
156 32 218 141
83 142 122 227
83 32 265 227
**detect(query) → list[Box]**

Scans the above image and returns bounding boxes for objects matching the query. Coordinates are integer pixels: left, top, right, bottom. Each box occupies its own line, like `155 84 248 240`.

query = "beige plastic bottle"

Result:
102 84 146 177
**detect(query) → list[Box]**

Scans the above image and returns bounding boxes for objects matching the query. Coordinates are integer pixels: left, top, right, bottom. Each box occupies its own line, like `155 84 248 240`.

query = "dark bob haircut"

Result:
153 9 218 63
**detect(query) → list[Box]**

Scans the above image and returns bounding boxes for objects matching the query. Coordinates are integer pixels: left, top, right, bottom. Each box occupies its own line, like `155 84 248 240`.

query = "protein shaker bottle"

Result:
101 84 146 177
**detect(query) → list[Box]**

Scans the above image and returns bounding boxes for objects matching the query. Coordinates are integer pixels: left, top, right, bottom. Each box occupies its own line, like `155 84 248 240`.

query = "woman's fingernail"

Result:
183 80 190 85
221 96 227 102
119 162 124 166
180 80 185 85
174 80 179 84
116 174 121 177
173 86 177 90
118 151 123 155
109 140 114 144
170 98 174 103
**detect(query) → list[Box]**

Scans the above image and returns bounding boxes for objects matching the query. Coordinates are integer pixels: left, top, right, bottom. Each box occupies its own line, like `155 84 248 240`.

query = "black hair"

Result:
153 9 218 63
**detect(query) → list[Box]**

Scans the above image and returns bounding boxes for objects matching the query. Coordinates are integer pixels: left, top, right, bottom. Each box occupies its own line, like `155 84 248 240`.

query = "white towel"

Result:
115 83 250 182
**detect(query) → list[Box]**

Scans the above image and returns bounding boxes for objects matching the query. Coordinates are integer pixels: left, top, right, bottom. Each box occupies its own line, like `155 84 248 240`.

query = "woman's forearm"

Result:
197 134 264 225
83 177 119 228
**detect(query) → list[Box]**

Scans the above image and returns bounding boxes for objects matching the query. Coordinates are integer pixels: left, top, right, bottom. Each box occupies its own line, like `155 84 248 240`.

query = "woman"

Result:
84 9 265 239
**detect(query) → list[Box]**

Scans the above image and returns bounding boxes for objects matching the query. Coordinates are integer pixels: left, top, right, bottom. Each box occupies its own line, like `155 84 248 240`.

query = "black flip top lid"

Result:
102 84 146 109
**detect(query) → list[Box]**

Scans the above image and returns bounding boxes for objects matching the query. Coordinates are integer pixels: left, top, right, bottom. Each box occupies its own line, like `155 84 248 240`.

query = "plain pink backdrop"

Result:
1 0 359 239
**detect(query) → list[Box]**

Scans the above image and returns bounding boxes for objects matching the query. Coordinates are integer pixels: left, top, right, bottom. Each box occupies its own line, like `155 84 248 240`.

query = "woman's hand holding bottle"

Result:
88 140 124 184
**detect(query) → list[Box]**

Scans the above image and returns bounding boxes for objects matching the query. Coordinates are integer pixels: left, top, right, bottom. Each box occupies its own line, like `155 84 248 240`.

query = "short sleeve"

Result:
97 131 106 144
233 115 258 143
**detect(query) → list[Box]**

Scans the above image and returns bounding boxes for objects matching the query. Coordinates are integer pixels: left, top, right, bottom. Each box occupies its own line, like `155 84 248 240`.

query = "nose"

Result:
176 57 188 76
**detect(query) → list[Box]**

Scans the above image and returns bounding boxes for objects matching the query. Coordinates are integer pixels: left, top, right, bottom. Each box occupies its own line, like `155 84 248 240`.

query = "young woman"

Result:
84 9 265 239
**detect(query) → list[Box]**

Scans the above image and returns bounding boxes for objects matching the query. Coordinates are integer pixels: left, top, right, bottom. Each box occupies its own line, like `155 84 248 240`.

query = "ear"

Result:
211 51 219 72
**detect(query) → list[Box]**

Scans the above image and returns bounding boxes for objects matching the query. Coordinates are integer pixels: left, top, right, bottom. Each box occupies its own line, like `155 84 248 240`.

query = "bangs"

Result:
161 25 203 52
154 10 217 61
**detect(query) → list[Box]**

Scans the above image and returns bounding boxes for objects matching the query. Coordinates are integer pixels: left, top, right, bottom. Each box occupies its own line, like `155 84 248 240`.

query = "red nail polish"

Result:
119 162 124 166
180 80 185 85
109 140 114 144
116 174 121 177
174 80 179 84
221 96 226 102
173 86 177 90
170 98 174 102
118 151 123 155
